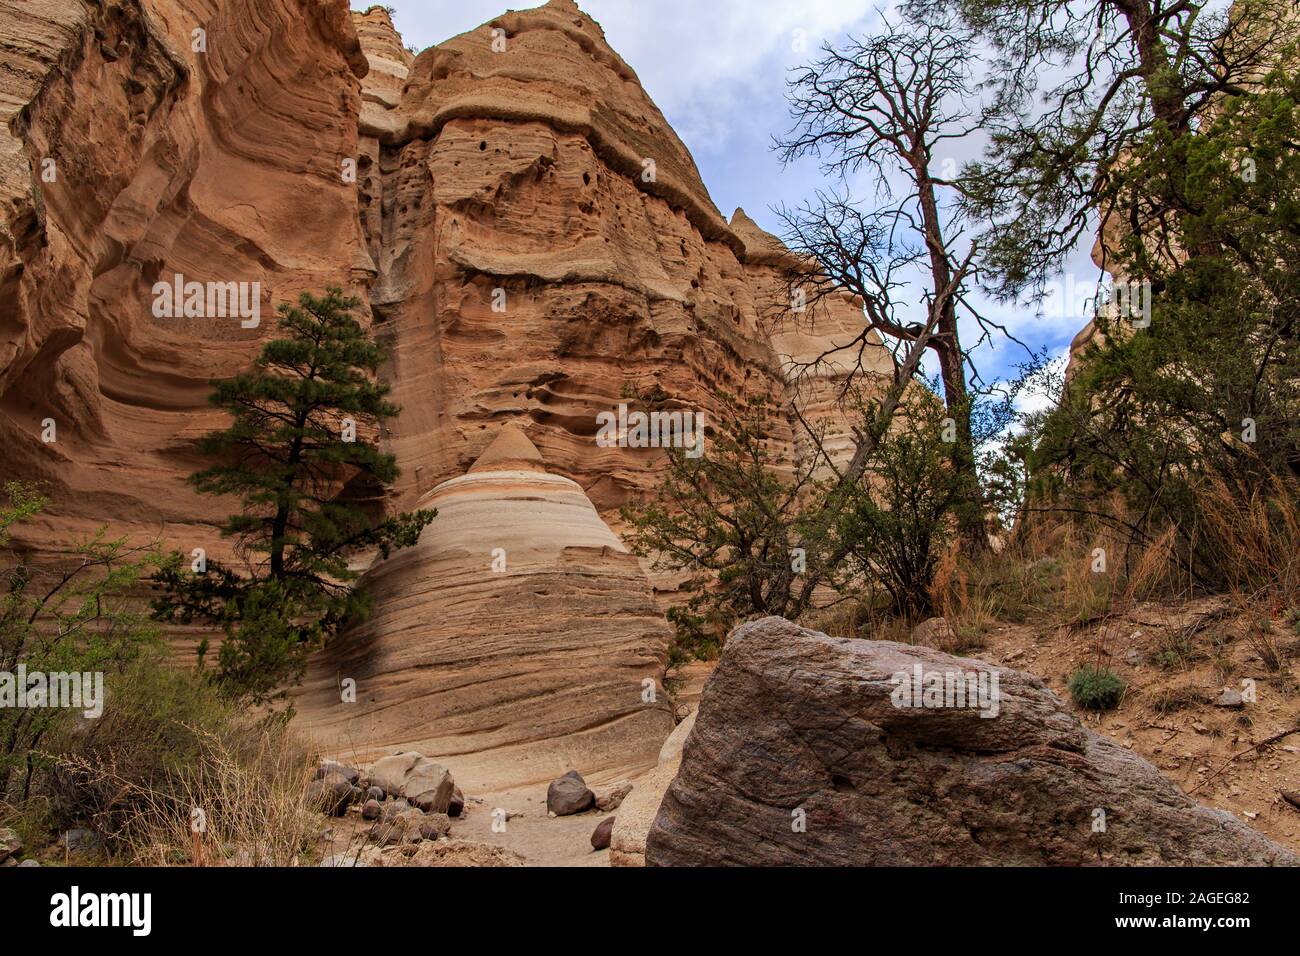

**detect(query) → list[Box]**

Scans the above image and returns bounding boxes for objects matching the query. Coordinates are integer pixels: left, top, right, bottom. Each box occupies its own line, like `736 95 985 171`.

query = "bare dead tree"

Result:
774 13 1013 548
790 244 977 608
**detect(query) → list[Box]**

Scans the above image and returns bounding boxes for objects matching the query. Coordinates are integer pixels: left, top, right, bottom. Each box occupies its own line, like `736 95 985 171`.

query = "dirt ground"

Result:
318 662 715 867
443 660 716 865
321 613 1298 865
974 596 1300 853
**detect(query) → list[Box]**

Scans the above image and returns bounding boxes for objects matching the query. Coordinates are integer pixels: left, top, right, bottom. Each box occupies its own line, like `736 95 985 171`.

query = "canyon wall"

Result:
1 0 891 786
0 0 370 559
1 0 886 552
350 0 885 519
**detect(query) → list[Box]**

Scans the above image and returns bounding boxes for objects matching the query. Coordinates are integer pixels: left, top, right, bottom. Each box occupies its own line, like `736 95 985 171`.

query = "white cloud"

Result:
389 1 881 95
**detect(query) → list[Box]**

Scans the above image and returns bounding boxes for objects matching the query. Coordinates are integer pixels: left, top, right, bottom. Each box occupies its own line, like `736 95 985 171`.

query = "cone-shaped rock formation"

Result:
296 424 674 790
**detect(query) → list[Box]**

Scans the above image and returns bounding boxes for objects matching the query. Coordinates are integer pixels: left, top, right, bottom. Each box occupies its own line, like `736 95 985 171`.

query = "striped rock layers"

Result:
296 427 674 790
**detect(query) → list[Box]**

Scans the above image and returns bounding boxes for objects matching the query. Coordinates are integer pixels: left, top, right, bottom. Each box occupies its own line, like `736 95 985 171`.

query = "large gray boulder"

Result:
306 772 358 817
646 617 1298 867
0 827 21 864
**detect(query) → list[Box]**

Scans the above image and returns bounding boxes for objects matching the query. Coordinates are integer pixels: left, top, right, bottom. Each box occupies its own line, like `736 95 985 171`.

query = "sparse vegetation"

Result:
621 392 821 664
623 391 969 660
834 398 966 618
0 485 317 864
51 703 318 866
0 483 161 803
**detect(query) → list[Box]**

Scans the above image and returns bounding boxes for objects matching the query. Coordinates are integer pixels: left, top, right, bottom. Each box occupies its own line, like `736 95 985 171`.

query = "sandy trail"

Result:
446 778 638 866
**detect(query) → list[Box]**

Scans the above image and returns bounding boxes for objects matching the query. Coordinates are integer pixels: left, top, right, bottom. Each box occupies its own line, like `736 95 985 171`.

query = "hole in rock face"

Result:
582 171 591 186
479 141 487 151
830 774 856 792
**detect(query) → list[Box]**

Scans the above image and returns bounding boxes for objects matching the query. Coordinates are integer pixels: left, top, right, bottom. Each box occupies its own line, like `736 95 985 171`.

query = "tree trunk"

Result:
270 412 308 579
916 171 987 550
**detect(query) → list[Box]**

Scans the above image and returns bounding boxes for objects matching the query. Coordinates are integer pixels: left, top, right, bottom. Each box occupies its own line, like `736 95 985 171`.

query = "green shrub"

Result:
1067 664 1127 711
622 392 819 661
152 289 434 704
835 398 964 617
0 483 161 802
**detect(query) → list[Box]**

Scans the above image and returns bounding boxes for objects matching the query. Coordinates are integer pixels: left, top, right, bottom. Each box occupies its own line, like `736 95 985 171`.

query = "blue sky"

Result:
383 0 1102 413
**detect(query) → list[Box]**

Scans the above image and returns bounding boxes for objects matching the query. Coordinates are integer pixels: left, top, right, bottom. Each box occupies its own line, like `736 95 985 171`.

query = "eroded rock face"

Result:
0 1 892 789
646 617 1298 867
0 0 370 562
352 0 888 519
1 0 888 560
730 207 892 477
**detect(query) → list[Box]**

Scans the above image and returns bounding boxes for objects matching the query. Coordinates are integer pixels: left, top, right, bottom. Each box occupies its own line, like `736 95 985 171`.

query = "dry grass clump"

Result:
1199 477 1300 673
55 721 319 867
34 659 321 866
1198 477 1300 597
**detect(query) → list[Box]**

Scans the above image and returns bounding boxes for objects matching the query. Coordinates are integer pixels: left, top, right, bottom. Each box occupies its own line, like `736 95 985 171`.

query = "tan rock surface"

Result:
732 206 891 475
2 0 888 558
646 617 1297 866
0 0 891 799
0 0 370 563
353 0 888 521
609 708 695 867
295 426 676 791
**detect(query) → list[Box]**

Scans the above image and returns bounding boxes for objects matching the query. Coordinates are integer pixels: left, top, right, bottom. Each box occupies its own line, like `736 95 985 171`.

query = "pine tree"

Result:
153 289 434 702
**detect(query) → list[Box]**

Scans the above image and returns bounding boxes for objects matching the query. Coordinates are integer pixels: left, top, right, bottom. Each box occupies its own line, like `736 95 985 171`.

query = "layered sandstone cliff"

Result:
1 0 888 549
0 0 891 783
352 1 887 519
0 0 370 560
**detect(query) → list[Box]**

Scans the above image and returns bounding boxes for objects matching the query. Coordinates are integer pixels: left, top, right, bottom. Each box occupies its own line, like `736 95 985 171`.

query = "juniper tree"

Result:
1031 63 1300 587
153 289 434 702
621 393 825 661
